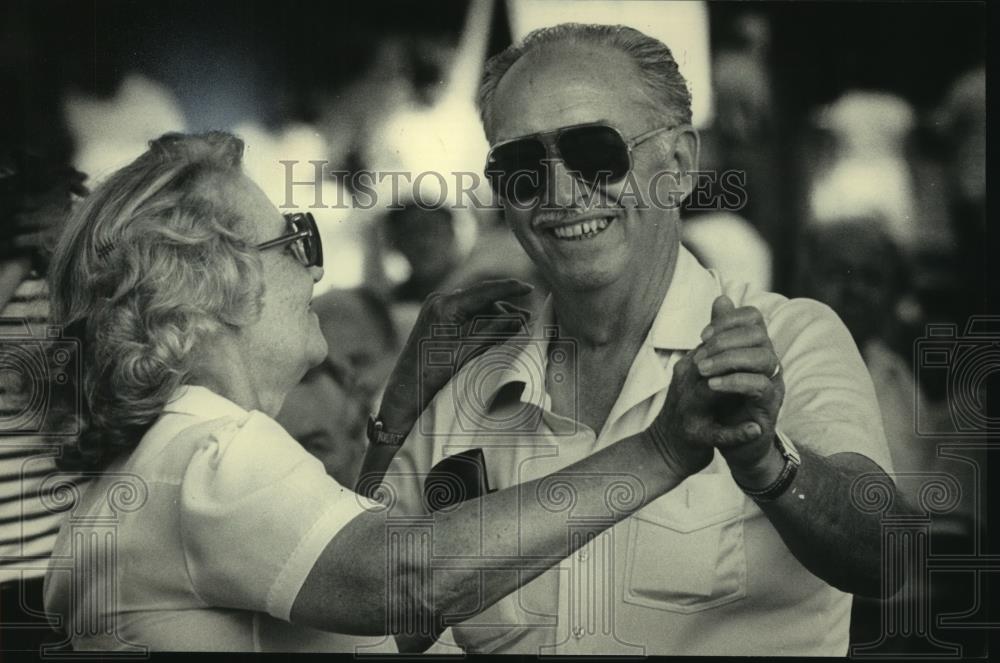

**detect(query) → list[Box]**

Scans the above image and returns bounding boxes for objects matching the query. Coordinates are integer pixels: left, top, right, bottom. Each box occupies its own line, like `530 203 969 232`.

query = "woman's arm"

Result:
292 427 682 640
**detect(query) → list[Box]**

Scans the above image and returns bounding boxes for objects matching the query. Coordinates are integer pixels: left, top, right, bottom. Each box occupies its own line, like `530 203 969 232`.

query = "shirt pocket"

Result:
623 472 747 614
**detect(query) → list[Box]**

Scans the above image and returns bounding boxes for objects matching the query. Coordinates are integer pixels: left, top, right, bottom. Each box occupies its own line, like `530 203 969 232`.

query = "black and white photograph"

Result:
0 0 993 657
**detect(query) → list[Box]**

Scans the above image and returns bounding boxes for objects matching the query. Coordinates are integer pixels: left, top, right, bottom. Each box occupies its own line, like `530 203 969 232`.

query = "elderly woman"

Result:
42 132 692 652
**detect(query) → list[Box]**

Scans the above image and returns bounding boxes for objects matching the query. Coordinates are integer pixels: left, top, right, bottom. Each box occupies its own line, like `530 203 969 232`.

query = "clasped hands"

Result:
646 295 786 485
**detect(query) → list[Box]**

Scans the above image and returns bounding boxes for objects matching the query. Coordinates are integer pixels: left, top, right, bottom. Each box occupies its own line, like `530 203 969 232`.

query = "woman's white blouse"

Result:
43 385 394 652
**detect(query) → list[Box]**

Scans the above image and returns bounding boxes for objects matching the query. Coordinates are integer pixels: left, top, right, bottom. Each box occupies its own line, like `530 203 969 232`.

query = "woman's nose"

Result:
309 265 325 283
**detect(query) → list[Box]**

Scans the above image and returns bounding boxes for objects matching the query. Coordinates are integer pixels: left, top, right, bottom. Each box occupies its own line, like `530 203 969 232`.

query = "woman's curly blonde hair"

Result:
49 131 265 469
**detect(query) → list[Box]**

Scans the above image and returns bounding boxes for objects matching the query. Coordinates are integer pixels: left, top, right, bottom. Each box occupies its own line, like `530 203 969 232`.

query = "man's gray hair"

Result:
478 23 693 138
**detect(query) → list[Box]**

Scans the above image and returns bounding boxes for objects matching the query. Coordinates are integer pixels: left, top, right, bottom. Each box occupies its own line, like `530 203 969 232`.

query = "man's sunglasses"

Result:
485 122 677 205
257 212 323 268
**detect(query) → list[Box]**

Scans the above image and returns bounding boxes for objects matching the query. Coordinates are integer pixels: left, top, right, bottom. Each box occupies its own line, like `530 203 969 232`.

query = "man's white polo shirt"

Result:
385 246 893 656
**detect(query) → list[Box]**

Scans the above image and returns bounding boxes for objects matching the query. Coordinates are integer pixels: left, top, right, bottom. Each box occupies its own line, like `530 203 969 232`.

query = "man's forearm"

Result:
742 447 896 597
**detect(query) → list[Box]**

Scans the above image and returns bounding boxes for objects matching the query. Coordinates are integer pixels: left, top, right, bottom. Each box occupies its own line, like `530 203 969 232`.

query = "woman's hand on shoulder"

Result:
378 279 534 434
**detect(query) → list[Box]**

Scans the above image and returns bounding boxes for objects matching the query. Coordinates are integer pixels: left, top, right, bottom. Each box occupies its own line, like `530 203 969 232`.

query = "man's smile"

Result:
550 216 613 240
535 210 620 242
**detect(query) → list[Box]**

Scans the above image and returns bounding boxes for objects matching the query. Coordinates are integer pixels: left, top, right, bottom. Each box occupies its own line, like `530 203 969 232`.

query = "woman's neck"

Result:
188 338 288 416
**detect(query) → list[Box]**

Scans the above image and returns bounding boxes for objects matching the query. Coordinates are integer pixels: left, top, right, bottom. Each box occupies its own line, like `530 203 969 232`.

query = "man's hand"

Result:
645 295 785 482
377 279 534 433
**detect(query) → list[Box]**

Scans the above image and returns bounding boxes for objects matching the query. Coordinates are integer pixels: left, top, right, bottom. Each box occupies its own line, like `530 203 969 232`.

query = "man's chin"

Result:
547 264 622 293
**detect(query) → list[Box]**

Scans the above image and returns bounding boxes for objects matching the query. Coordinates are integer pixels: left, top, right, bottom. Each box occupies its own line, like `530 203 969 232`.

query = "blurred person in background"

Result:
699 12 788 288
384 204 463 305
276 357 371 489
311 287 400 404
797 213 986 656
0 140 88 652
277 287 400 487
363 203 465 340
795 218 932 486
807 91 919 249
42 130 720 652
437 209 549 314
376 202 545 340
936 67 986 321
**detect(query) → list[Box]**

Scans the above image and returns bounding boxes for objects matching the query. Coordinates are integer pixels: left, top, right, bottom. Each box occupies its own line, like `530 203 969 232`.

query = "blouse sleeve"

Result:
179 410 379 622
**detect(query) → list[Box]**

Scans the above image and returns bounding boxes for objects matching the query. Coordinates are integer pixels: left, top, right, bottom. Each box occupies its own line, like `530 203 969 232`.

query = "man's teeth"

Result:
551 217 611 240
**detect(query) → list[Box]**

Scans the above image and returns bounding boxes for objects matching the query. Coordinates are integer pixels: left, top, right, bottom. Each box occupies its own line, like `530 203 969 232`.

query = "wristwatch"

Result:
366 414 408 447
737 430 801 502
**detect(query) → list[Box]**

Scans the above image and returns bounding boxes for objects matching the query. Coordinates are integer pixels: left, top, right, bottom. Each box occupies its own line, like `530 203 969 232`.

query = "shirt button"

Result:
577 549 589 561
572 626 585 639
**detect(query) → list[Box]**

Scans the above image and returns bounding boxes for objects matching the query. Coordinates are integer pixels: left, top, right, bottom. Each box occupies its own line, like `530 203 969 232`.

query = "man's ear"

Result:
670 126 700 204
647 125 700 211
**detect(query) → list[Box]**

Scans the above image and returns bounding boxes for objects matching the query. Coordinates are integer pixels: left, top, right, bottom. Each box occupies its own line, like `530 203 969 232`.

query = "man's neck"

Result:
551 240 680 351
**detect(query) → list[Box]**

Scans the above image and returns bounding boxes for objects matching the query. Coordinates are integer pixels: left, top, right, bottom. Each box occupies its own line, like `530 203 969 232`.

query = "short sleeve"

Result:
769 298 894 474
179 411 379 622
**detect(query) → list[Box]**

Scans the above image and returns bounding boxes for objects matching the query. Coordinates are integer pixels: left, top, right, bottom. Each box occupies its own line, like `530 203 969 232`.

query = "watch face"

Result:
366 415 405 446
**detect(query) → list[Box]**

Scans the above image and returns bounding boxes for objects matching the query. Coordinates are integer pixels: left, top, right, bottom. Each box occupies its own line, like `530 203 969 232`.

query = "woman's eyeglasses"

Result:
257 212 323 268
485 121 677 205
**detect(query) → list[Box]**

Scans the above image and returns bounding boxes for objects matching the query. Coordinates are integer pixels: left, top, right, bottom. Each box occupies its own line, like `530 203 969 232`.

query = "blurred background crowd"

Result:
0 0 990 654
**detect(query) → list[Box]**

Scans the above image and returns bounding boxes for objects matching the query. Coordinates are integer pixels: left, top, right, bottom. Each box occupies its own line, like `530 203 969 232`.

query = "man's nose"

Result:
544 159 586 208
309 265 325 283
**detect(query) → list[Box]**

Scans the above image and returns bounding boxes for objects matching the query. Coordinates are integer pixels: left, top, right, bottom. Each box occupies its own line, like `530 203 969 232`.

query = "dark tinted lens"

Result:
558 125 631 184
486 138 547 203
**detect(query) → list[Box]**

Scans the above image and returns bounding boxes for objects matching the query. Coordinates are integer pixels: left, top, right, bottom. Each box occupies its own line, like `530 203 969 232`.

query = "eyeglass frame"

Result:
484 121 680 198
256 211 323 268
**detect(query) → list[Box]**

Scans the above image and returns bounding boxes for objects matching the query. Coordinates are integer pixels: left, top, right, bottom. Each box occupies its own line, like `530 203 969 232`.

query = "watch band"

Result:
366 414 408 447
737 431 801 502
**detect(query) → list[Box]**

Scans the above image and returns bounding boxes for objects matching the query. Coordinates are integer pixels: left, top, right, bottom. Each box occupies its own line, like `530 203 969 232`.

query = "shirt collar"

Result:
647 245 723 351
476 246 720 409
476 298 557 410
161 384 251 421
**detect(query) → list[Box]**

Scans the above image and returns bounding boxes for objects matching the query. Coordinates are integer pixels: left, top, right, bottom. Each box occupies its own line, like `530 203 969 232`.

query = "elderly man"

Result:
378 23 899 656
